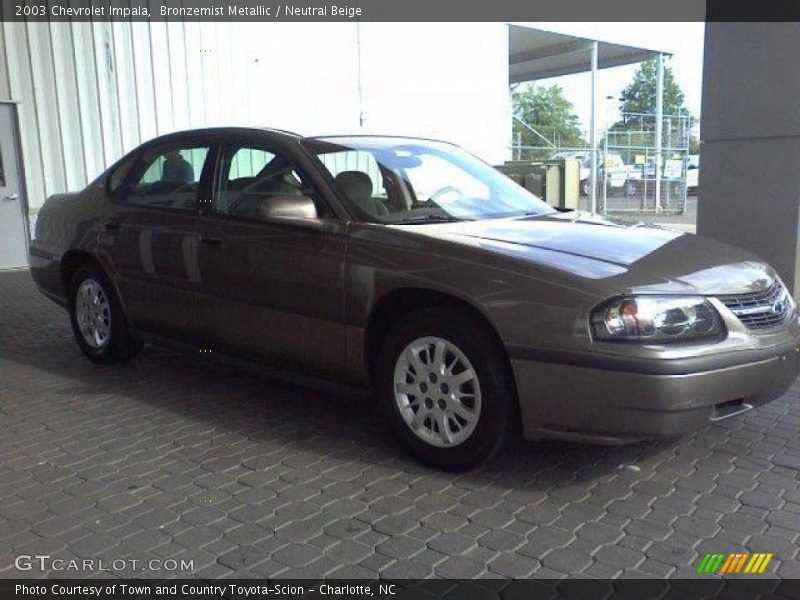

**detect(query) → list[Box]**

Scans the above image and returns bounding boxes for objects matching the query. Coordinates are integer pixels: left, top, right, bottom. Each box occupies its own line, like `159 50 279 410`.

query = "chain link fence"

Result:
511 112 692 216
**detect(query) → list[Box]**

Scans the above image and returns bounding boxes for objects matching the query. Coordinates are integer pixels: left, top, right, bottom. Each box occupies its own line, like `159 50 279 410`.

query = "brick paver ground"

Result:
1 268 799 579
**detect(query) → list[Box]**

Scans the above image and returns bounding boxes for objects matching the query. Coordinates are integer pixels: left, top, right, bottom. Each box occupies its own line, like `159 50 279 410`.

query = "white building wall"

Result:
358 23 511 163
0 26 9 100
1 22 511 213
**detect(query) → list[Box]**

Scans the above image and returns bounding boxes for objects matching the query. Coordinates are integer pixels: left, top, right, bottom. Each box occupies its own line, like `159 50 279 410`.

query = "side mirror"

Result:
261 194 318 221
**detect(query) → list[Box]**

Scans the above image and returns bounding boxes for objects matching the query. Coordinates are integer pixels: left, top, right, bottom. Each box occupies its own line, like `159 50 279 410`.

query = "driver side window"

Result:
213 145 318 222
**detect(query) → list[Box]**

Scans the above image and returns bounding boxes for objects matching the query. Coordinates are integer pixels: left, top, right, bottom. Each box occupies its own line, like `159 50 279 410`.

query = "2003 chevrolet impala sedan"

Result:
30 128 800 469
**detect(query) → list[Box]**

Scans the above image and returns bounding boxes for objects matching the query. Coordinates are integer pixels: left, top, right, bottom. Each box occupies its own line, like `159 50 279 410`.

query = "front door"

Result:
0 103 29 269
196 141 347 379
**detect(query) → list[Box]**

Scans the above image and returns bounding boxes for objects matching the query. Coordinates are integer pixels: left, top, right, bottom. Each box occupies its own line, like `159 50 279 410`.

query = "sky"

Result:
517 23 706 136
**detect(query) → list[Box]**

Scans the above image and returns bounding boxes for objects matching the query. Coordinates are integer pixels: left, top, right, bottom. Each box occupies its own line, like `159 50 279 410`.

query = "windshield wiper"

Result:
504 209 566 219
392 214 467 224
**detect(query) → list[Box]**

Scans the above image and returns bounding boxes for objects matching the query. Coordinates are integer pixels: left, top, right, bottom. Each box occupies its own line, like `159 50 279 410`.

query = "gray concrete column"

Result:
698 23 800 294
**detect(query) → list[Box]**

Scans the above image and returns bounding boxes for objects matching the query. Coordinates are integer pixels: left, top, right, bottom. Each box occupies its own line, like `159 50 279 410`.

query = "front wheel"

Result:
69 263 140 364
375 308 517 470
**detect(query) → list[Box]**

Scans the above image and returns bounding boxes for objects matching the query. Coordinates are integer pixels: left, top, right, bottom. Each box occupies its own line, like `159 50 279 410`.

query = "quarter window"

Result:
126 145 210 210
107 155 137 194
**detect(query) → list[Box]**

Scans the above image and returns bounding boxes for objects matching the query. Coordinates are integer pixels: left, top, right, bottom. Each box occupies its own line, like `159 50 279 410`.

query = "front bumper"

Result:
511 337 800 444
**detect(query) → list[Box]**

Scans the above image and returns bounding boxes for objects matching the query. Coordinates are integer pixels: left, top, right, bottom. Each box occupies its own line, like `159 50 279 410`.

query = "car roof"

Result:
143 128 454 148
142 126 303 145
131 129 460 164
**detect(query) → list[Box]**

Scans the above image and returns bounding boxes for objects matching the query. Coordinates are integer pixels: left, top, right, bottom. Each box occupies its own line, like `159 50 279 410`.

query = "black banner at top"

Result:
0 0 799 22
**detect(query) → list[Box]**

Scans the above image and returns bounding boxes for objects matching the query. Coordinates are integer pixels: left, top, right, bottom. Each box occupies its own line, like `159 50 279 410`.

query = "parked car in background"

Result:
687 154 700 195
30 128 800 469
625 155 695 198
579 153 632 196
551 150 589 162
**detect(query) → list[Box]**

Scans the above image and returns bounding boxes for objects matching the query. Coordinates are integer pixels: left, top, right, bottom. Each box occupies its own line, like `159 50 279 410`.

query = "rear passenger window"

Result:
126 145 209 210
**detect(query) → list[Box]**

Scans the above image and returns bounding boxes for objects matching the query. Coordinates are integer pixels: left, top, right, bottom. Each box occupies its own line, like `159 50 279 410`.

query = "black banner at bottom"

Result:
3 579 800 600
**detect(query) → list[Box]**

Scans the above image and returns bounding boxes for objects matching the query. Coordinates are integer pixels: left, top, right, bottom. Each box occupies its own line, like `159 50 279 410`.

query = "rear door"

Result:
195 137 347 378
100 136 216 341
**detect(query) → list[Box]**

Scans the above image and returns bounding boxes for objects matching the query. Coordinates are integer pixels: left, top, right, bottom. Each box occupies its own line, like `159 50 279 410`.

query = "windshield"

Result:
302 137 555 223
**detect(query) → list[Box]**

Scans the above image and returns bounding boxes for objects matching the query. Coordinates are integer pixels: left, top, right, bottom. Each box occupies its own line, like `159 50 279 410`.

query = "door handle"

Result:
200 235 223 246
3 193 18 201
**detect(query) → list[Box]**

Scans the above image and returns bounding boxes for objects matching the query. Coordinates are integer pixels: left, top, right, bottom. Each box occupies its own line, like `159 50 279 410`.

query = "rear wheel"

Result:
375 307 517 470
69 263 140 364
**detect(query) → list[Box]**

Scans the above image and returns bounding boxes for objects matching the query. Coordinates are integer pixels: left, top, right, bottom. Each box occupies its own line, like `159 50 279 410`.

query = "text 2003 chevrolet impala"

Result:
30 128 800 469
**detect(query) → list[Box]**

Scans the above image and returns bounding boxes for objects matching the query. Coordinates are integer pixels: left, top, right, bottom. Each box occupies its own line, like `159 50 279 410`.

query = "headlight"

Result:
591 296 724 342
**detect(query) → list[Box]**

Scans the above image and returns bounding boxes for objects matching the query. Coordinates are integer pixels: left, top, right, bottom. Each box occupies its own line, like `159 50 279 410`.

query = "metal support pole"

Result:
654 53 664 211
356 22 365 129
602 130 608 214
589 41 598 214
602 94 612 214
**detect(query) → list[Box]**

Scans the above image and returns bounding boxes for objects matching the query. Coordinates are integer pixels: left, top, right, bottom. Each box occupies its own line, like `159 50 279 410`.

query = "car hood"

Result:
400 212 777 296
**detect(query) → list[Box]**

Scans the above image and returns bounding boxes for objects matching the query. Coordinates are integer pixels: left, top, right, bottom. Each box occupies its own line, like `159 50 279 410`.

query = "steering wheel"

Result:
428 185 464 204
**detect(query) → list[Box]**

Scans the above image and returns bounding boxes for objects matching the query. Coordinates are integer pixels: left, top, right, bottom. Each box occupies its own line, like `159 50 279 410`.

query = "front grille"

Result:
718 282 793 331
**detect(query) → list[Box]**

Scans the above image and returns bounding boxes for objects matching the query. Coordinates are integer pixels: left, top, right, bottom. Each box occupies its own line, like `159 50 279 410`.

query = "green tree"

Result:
512 84 584 148
617 58 688 118
610 58 699 158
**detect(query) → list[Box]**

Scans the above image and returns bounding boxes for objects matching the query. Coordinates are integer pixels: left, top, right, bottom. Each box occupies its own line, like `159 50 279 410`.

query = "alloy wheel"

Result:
393 336 482 448
75 278 112 349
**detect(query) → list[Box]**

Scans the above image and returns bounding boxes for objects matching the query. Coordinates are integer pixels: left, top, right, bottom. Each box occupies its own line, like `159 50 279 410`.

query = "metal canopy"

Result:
508 25 671 214
509 25 670 83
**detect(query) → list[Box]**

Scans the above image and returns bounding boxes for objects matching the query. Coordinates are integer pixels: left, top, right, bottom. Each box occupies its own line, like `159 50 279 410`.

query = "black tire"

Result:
375 307 518 470
68 263 140 364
